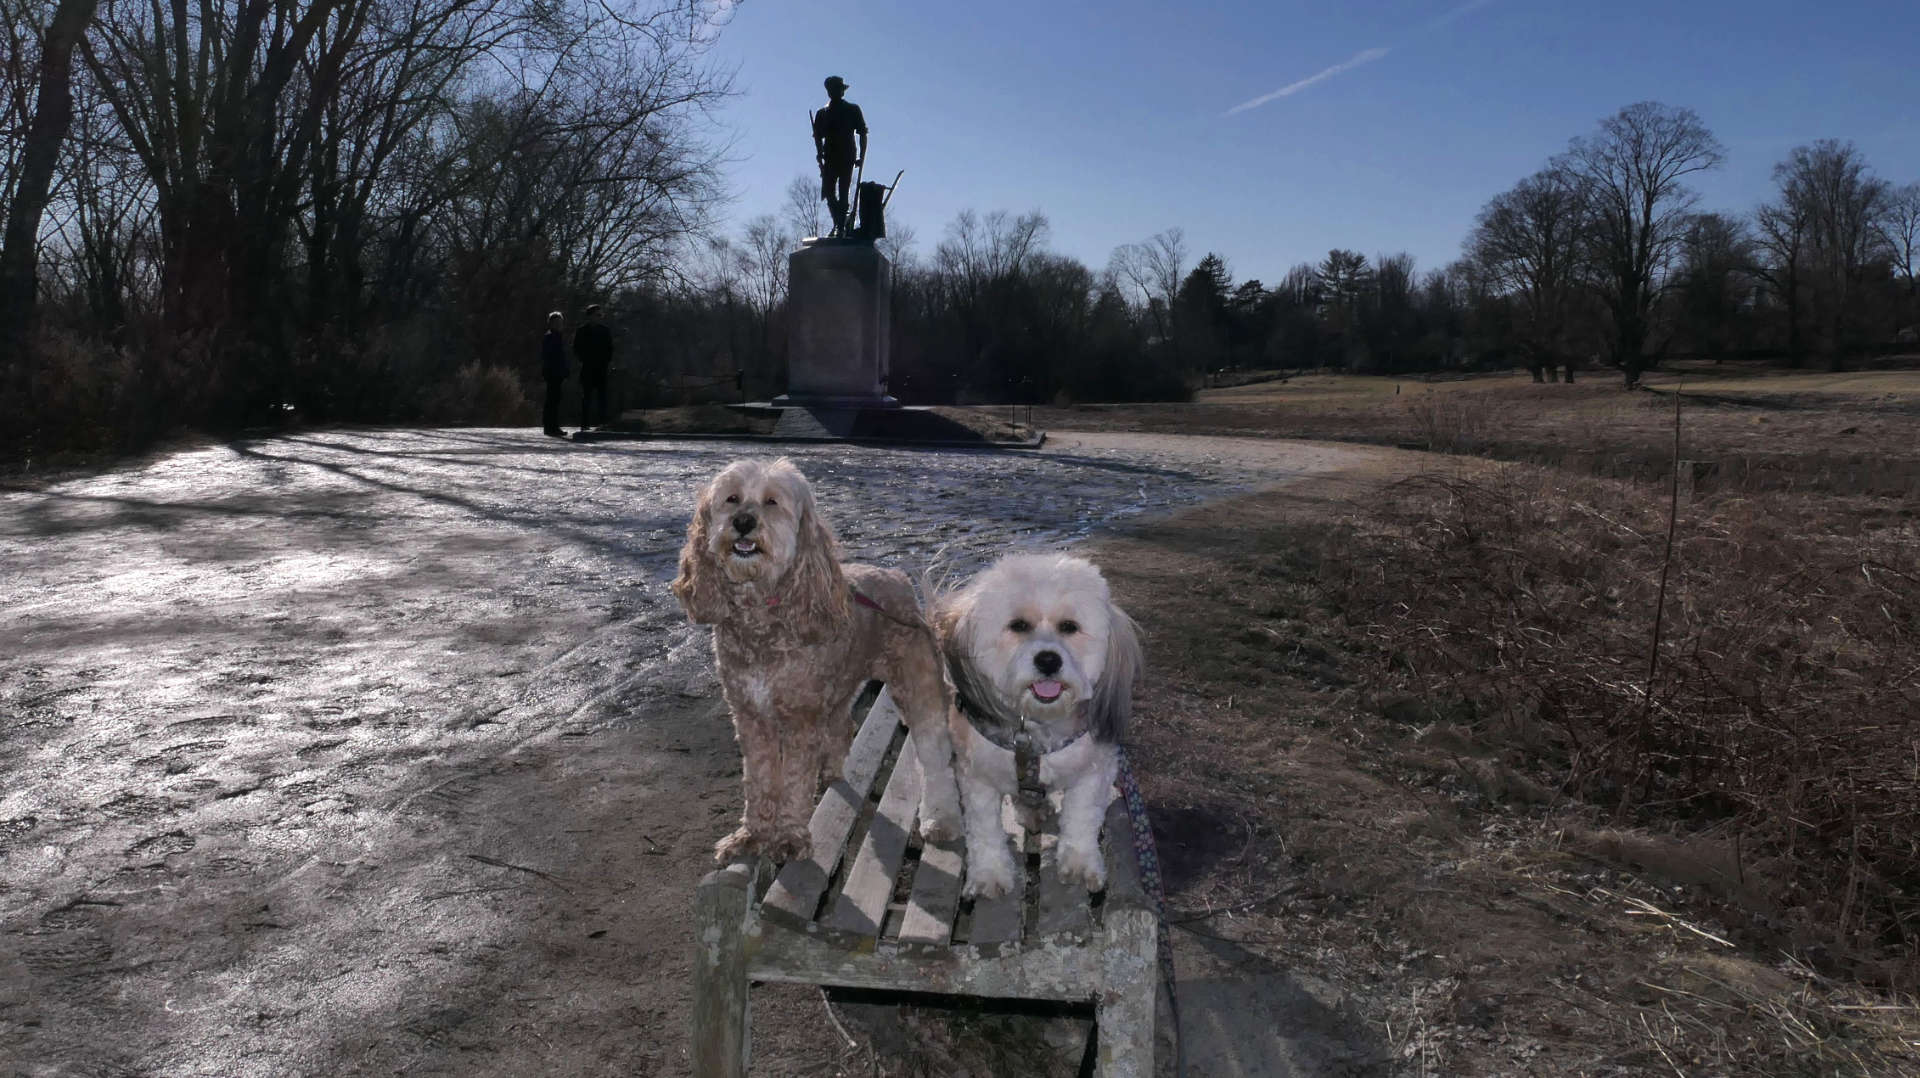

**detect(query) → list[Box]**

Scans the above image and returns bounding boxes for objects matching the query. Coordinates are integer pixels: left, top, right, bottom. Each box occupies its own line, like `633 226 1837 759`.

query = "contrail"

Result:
1225 47 1392 115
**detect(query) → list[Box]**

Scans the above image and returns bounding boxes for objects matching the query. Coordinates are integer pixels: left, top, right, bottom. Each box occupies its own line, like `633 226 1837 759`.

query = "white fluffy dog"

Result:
932 553 1143 898
672 457 962 863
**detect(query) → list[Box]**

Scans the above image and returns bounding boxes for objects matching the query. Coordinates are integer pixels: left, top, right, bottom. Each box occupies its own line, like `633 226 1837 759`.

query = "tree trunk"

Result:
0 0 101 373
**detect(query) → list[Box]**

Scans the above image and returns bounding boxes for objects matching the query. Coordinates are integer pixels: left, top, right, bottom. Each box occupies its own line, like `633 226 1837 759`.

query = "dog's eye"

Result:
1059 620 1080 635
1008 618 1032 634
724 494 739 504
764 496 778 507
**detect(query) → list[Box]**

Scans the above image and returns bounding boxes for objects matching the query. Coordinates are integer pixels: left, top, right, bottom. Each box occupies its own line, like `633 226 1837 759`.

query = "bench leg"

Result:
1095 906 1157 1077
692 867 753 1078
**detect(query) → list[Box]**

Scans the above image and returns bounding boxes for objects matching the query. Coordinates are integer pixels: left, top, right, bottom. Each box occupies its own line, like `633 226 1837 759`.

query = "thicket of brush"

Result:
1343 466 1920 990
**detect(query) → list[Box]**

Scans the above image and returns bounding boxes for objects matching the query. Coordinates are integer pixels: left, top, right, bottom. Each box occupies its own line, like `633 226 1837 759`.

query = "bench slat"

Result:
1097 789 1153 918
762 688 903 921
825 732 924 936
1033 825 1096 939
746 921 1106 1003
898 831 965 943
966 799 1027 945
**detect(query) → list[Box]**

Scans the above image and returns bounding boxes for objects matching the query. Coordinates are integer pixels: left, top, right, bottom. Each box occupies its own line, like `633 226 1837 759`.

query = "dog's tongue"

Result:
1031 679 1063 702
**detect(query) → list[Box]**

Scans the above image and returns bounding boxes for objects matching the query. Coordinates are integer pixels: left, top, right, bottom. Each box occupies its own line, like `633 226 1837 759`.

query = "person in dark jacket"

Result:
541 311 568 436
573 304 614 429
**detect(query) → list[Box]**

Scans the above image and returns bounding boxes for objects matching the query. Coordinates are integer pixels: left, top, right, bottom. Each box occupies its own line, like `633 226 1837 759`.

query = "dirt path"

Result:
0 428 1377 1076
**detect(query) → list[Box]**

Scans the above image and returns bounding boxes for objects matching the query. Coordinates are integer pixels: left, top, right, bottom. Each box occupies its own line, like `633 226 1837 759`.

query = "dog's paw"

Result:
962 848 1017 899
712 826 760 864
1056 842 1108 893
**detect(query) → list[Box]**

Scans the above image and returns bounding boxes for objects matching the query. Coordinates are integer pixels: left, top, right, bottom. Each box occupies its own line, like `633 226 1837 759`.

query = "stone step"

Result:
772 408 857 439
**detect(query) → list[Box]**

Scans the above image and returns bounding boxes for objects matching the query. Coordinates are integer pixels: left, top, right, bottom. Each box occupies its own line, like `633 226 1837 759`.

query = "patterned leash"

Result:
1116 746 1185 1077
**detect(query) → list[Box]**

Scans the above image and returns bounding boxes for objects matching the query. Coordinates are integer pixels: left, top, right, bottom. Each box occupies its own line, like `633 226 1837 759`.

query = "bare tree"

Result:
784 173 822 240
875 219 916 270
1768 140 1890 369
1106 226 1186 352
1466 168 1586 381
736 214 790 317
1556 101 1724 385
1751 198 1810 365
935 208 1048 298
1673 212 1753 362
1875 181 1918 299
0 0 100 368
79 0 375 378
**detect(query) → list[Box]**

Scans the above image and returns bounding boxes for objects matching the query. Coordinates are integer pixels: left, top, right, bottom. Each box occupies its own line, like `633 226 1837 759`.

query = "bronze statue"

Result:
812 76 867 237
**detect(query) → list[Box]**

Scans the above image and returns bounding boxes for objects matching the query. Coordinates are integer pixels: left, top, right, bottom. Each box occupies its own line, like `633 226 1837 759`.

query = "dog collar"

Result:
954 688 1092 810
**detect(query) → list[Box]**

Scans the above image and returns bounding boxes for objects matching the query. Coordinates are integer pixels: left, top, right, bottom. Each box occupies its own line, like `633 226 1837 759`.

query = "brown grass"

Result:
1084 471 1920 1074
1338 468 1920 989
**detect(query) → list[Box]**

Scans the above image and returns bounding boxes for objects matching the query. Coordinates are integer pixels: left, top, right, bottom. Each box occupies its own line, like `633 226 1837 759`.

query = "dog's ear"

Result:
781 465 849 639
671 476 729 624
932 593 1003 722
1087 603 1143 743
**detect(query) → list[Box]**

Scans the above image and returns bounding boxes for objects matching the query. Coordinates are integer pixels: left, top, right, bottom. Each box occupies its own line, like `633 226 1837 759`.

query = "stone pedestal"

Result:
777 240 897 407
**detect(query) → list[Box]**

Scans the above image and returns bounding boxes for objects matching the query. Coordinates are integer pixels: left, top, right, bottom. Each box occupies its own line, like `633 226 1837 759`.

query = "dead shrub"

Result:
1401 389 1494 453
1342 465 1920 989
422 362 534 426
3 327 206 462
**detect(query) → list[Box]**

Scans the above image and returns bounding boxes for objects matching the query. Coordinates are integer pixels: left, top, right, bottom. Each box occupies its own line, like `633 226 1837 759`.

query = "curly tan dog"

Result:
672 457 962 863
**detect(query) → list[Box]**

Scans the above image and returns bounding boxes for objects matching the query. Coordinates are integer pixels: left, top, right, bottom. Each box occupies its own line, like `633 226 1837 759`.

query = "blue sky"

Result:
702 0 1919 287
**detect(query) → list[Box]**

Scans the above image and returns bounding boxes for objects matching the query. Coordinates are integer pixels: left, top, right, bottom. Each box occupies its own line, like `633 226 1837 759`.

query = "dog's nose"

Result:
1034 650 1063 677
731 512 757 535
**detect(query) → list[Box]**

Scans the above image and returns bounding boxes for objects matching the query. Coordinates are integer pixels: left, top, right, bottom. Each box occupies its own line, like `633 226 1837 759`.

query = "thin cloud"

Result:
1225 47 1392 115
1428 0 1495 29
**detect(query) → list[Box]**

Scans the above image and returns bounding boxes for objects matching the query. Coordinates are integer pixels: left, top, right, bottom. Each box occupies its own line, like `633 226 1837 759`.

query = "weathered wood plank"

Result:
898 830 965 943
744 915 1105 1002
825 733 924 936
1033 830 1094 940
966 798 1027 945
692 863 756 1078
1097 790 1153 918
762 688 903 921
1095 906 1159 1077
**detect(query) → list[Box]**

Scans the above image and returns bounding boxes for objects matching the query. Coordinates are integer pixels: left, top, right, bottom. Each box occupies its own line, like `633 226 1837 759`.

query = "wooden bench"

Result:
692 685 1158 1076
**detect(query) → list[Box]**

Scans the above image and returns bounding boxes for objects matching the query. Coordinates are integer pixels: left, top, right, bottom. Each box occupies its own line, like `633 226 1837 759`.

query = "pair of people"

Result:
541 305 614 437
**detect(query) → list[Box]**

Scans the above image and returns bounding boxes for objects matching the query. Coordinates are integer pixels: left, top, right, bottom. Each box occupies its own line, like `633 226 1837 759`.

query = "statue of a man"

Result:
812 75 867 237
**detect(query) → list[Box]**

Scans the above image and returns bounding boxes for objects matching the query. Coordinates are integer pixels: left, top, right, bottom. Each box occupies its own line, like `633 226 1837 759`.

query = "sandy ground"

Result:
0 428 1372 1076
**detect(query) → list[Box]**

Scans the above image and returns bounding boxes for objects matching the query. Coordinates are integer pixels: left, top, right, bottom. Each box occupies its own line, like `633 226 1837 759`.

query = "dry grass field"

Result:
1027 367 1920 1073
1028 363 1920 498
1086 469 1919 1075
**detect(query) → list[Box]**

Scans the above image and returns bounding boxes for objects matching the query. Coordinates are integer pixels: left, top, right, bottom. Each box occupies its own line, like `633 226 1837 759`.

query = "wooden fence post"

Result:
691 862 755 1077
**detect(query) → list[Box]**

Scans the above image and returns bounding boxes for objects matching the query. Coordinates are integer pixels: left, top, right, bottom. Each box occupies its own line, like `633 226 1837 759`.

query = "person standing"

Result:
541 310 568 437
812 75 867 237
573 303 614 429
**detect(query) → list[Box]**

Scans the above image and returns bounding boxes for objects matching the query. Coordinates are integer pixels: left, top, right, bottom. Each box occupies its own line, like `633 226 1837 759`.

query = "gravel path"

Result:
0 428 1370 1076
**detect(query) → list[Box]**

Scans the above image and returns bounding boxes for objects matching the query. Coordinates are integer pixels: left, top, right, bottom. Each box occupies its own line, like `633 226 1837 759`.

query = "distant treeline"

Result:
4 0 1917 461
